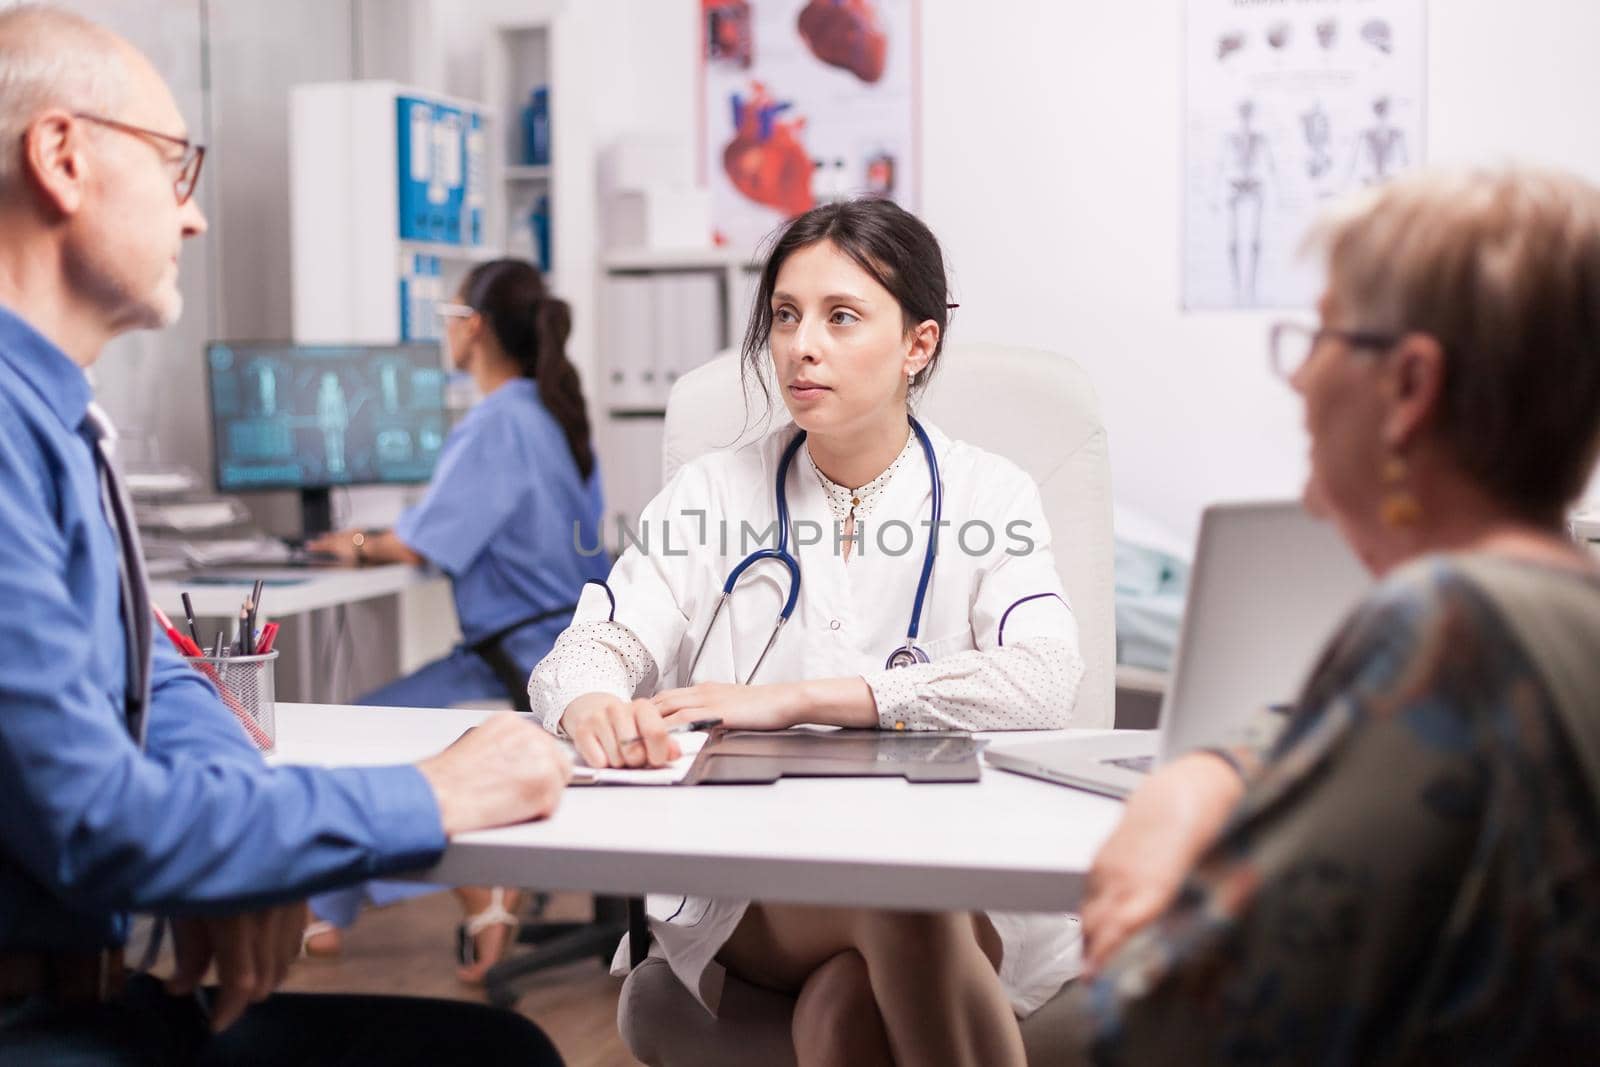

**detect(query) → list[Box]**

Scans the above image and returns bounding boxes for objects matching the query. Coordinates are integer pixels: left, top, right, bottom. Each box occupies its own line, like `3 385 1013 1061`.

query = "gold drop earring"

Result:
1380 454 1422 528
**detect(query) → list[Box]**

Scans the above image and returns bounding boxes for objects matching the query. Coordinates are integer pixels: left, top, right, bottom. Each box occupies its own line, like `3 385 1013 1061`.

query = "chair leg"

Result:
483 895 633 1009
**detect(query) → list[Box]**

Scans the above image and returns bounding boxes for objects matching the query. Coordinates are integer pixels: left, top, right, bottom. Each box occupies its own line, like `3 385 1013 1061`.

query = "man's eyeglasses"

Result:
72 112 206 205
1268 321 1401 380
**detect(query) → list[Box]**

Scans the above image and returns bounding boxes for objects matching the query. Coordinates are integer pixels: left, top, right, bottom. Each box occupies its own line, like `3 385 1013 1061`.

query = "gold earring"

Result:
1380 455 1422 528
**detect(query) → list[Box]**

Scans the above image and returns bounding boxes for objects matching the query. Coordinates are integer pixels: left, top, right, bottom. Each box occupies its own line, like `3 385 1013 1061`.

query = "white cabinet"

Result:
483 23 554 279
289 80 499 347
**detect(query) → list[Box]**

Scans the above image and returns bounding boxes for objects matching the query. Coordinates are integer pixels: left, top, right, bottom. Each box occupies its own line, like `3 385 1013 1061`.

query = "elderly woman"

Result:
1061 167 1600 1064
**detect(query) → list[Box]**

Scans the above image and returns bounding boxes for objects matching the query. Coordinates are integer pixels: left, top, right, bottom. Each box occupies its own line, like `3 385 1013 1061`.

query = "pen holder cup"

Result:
185 650 279 752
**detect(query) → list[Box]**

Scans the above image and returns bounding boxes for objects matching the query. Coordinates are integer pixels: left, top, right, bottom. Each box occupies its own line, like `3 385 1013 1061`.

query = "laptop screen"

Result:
1158 501 1370 760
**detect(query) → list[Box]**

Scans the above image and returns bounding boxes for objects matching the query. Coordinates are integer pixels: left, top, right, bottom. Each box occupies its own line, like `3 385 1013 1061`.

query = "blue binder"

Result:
433 103 462 244
396 97 434 242
465 111 486 247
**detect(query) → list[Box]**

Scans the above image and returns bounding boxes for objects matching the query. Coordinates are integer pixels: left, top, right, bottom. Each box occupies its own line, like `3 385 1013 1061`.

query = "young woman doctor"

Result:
529 200 1084 1066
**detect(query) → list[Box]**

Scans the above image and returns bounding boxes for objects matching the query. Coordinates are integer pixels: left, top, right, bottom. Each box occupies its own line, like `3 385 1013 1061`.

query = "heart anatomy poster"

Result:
1183 0 1426 310
701 0 919 252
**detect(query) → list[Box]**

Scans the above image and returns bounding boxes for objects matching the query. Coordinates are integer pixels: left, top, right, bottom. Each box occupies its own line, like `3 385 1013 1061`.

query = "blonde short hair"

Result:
0 4 129 189
1309 167 1600 521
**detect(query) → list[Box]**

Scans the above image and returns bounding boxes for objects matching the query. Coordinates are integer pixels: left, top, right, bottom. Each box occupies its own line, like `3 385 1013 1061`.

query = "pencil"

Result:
619 717 722 746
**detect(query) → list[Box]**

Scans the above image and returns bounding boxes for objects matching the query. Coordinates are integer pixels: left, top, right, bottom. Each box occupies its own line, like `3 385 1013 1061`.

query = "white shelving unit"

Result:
483 23 554 279
289 80 500 346
601 247 763 356
397 239 503 262
593 247 763 540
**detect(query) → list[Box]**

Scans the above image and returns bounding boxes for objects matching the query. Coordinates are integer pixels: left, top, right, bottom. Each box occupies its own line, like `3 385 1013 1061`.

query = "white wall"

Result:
30 0 1600 547
606 0 1600 543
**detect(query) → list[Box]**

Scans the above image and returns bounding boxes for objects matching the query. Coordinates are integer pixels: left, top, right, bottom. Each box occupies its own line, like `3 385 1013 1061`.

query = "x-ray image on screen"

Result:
207 341 448 492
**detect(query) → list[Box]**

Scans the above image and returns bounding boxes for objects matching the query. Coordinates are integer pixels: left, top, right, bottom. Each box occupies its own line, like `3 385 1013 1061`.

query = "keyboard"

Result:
1103 754 1155 774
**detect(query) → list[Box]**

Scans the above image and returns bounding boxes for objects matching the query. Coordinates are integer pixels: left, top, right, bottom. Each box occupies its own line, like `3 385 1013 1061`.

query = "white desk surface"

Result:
150 564 440 619
273 703 1126 913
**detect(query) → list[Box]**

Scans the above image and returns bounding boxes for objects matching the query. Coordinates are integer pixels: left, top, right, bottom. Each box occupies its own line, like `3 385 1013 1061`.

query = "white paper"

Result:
1183 0 1427 310
567 729 711 786
408 102 431 181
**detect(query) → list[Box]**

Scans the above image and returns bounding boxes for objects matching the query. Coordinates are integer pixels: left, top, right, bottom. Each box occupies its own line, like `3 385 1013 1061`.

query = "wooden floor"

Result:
280 891 642 1067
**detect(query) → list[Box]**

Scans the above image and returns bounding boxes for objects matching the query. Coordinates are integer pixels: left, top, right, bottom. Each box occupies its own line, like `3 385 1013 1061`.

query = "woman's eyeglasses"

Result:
73 112 205 205
1268 321 1401 380
434 302 476 320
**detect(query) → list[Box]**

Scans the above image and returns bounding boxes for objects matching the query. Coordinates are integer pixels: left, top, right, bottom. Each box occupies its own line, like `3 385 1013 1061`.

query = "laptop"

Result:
984 500 1370 797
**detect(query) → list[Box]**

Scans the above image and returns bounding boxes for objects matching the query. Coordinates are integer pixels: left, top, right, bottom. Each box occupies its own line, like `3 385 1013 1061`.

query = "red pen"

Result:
153 606 203 657
155 608 272 748
257 621 280 655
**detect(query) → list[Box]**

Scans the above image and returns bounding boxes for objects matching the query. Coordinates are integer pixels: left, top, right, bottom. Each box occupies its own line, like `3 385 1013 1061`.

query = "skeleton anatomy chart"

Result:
701 0 918 252
1183 0 1426 310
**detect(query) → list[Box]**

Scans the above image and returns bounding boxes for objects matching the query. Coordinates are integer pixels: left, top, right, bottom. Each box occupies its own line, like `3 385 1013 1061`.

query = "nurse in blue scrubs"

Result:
302 257 608 981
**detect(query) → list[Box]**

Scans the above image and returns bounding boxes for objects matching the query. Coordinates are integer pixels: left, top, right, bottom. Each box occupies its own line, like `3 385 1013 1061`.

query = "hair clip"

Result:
946 302 960 309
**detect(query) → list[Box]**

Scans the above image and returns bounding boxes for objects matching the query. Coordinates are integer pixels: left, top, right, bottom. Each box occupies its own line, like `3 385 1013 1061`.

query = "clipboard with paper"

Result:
566 727 985 786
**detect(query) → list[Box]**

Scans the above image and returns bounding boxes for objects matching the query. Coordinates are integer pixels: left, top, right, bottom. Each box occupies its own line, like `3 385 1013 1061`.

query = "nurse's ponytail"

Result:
461 258 596 482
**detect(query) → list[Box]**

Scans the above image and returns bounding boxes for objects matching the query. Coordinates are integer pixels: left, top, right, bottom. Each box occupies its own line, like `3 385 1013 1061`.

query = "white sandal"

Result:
456 887 521 968
301 919 341 958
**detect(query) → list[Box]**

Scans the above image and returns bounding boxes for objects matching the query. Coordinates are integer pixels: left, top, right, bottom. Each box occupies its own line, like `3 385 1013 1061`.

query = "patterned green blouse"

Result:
1063 552 1600 1065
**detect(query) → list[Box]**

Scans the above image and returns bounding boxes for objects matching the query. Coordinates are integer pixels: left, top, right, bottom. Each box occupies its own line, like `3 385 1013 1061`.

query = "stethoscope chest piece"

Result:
885 643 930 670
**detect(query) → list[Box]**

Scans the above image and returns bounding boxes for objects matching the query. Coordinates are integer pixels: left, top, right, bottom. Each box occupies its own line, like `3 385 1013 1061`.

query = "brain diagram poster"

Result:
1183 0 1426 310
701 0 919 252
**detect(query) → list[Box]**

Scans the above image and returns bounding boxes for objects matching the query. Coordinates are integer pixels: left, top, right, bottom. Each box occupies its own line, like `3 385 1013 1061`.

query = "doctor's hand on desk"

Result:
561 679 878 769
560 693 683 770
416 712 573 835
166 900 308 1032
651 677 874 733
1080 752 1245 975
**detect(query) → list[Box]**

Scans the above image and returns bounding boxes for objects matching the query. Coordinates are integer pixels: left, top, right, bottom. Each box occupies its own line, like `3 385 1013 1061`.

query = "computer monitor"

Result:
206 341 449 535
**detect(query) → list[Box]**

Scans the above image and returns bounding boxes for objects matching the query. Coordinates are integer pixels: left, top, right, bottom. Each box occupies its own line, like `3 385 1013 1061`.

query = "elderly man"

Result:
0 6 570 1063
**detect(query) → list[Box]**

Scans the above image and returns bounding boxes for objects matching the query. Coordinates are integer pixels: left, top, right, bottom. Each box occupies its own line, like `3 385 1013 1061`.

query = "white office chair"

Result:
616 342 1114 1065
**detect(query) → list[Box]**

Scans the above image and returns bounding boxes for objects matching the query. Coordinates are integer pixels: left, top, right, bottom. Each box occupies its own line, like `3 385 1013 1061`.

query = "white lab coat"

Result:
530 419 1085 1016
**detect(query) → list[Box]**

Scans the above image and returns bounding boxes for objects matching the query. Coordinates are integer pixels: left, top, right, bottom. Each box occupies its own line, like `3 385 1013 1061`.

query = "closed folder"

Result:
606 276 660 410
682 728 986 784
655 274 721 407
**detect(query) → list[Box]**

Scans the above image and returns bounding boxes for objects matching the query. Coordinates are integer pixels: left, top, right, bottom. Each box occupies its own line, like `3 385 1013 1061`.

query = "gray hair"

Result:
0 4 130 189
1305 165 1600 522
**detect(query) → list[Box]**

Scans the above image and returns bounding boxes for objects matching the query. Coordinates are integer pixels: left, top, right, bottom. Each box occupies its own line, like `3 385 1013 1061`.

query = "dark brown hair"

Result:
740 198 952 407
461 258 595 482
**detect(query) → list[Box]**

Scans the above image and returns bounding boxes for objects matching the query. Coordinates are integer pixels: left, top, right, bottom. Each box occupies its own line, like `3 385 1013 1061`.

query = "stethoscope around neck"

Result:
684 417 943 685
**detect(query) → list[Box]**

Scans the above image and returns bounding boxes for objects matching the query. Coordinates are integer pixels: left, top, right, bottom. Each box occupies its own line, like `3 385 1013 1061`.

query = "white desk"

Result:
149 563 438 619
273 703 1125 913
150 567 449 703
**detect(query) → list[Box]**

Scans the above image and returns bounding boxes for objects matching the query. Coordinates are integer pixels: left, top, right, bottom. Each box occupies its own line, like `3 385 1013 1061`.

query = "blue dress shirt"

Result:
0 304 446 953
395 377 608 669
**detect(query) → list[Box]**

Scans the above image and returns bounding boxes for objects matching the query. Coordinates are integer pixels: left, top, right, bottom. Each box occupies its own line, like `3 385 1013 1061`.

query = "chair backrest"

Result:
661 343 1116 727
